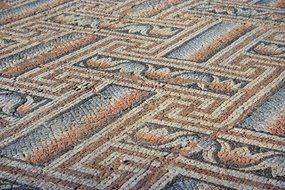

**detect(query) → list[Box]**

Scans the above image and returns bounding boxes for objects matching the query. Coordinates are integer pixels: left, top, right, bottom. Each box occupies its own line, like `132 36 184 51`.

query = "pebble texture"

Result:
0 0 285 189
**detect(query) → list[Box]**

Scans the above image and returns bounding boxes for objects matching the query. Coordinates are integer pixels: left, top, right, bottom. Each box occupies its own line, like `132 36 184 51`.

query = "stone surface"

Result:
0 0 285 189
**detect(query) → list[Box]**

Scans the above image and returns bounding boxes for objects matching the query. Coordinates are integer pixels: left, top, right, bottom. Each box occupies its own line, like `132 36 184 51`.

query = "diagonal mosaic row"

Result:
0 0 285 189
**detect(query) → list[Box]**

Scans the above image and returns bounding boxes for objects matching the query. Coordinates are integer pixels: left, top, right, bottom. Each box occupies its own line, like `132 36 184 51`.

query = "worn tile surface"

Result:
0 0 285 189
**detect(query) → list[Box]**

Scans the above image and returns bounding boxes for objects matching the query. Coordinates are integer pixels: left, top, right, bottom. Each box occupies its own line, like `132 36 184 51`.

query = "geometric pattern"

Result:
0 0 285 189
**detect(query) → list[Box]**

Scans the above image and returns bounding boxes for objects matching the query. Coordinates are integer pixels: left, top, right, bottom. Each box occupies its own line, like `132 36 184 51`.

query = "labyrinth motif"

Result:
0 0 285 189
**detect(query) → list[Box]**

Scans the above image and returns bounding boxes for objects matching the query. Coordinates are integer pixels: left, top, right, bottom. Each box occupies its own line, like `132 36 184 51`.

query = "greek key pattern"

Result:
0 0 285 189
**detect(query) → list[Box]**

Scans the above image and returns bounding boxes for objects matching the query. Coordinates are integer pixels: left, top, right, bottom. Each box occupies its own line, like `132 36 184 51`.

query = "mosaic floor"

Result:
0 0 285 189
